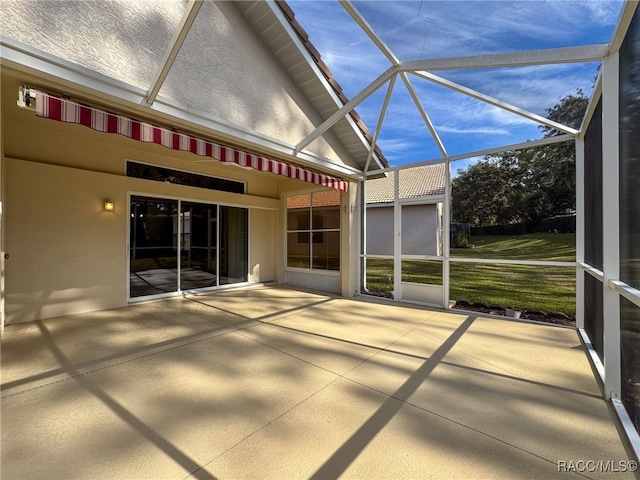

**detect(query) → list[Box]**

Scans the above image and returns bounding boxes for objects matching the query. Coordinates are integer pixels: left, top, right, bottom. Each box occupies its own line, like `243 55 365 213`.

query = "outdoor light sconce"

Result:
104 199 114 212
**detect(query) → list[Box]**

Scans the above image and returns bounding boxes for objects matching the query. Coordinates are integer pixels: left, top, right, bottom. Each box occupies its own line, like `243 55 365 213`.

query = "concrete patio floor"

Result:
1 285 636 479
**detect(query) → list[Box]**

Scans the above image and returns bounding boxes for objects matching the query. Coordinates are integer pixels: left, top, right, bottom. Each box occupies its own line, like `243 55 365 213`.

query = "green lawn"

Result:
365 233 576 316
451 232 576 262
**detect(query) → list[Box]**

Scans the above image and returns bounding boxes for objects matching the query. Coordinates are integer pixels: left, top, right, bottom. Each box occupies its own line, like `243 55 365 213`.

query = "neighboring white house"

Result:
365 164 446 257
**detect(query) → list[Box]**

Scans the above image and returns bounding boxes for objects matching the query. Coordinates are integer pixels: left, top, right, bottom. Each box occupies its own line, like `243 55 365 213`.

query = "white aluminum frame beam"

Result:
363 74 397 173
400 73 448 159
341 1 450 162
294 66 397 154
412 71 580 136
144 0 203 105
339 0 399 65
602 51 621 400
609 1 639 54
575 137 585 330
366 133 574 176
399 44 609 72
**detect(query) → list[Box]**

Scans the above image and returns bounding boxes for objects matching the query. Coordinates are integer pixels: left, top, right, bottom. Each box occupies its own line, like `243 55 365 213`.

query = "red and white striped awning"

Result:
34 90 348 192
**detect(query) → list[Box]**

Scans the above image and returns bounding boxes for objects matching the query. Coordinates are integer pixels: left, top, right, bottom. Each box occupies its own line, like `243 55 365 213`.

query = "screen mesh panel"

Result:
619 8 640 291
584 98 603 271
584 273 604 362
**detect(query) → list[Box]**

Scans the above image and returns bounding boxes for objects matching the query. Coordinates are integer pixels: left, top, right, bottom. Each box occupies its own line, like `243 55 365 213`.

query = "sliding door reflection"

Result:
129 197 179 297
130 197 249 300
220 206 248 285
181 202 218 290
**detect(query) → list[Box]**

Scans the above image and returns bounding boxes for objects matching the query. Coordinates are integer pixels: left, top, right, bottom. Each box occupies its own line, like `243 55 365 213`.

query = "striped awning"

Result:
34 90 348 192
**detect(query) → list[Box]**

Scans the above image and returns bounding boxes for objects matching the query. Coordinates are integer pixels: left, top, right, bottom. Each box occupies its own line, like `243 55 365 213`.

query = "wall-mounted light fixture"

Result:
104 199 114 212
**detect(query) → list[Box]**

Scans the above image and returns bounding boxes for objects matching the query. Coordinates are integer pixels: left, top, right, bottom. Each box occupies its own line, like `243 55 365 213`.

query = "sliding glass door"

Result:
129 196 179 298
180 202 218 290
129 196 248 299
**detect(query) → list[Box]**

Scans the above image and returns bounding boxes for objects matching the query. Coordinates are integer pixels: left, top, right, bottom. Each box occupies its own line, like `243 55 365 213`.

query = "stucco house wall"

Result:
0 1 367 324
0 0 348 167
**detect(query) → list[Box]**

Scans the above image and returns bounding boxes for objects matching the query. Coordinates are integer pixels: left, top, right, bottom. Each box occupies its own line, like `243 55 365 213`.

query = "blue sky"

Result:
287 1 623 170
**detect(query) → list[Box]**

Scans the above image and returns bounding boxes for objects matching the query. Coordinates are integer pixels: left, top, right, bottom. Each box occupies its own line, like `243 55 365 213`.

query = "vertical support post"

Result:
342 181 361 297
0 104 4 335
602 51 621 400
359 180 366 295
393 171 401 301
177 200 182 293
443 160 451 309
575 137 585 330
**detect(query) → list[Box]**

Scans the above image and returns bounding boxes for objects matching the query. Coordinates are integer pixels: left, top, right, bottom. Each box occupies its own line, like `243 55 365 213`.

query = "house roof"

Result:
235 1 388 173
286 190 341 209
274 1 387 169
365 164 446 204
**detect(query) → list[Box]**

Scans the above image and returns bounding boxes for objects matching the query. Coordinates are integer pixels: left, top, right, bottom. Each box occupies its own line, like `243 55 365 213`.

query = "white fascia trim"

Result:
413 71 579 135
0 37 361 179
266 1 384 171
366 134 574 176
399 44 609 72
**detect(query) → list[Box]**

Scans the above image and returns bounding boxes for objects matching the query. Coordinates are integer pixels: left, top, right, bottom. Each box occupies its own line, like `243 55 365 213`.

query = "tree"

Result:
452 91 588 228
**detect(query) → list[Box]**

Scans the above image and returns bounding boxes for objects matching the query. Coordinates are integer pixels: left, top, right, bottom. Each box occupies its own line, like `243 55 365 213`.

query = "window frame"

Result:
285 191 341 272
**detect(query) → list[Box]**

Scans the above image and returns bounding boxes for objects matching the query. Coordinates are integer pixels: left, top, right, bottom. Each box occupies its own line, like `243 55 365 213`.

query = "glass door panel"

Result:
129 196 179 298
180 202 217 290
220 206 248 285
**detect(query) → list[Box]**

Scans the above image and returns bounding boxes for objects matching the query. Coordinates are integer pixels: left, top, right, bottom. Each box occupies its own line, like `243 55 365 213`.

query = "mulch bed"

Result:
453 300 575 327
363 292 575 327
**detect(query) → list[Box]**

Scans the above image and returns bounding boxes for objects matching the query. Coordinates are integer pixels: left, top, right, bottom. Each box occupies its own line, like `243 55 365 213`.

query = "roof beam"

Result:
609 1 639 54
399 44 609 72
367 133 574 176
364 73 397 173
412 70 579 135
294 65 397 154
144 0 203 105
400 72 448 159
339 0 399 65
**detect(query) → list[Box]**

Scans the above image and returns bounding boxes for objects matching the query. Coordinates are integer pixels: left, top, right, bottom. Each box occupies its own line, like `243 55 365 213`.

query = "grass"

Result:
451 232 576 262
365 233 577 316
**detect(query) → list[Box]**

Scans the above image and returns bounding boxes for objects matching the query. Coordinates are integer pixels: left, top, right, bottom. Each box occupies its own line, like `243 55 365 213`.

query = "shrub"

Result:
453 232 469 248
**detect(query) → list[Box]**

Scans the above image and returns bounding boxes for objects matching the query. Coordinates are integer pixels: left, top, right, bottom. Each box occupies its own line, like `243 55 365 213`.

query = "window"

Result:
286 191 340 271
127 161 245 194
